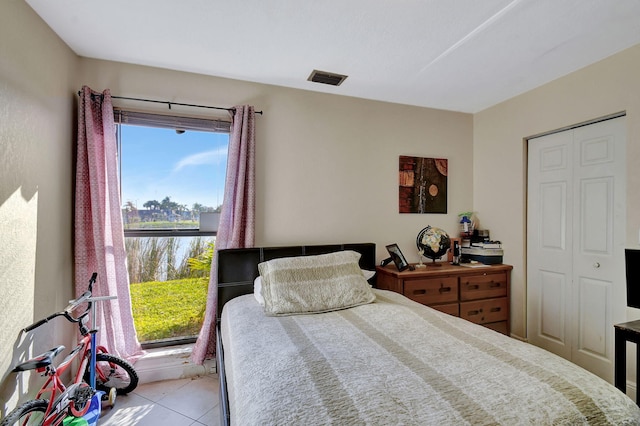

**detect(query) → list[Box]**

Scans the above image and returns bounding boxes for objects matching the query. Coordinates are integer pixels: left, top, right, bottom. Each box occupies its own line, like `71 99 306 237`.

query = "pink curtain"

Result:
75 86 144 362
192 105 256 364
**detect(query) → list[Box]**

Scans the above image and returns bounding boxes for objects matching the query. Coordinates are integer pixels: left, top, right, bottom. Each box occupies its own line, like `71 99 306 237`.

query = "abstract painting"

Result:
399 155 448 213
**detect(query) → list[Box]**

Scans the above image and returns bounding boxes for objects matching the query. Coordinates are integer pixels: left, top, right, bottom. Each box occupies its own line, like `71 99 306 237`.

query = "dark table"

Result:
614 319 640 405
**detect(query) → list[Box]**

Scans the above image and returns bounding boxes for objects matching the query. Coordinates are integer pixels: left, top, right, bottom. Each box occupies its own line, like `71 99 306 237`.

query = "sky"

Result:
120 125 229 211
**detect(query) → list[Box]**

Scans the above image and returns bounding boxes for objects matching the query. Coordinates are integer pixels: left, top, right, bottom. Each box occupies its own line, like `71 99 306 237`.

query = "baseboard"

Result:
626 380 637 402
134 344 216 384
509 333 527 342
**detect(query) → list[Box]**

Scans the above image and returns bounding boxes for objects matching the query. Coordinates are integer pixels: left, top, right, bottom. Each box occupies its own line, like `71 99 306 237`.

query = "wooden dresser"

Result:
376 263 512 335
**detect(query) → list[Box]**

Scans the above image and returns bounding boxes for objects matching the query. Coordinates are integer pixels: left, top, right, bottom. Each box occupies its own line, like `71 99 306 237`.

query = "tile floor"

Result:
99 374 220 426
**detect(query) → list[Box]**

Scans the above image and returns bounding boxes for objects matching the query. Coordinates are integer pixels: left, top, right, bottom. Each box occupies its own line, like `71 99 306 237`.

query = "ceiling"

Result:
26 0 640 113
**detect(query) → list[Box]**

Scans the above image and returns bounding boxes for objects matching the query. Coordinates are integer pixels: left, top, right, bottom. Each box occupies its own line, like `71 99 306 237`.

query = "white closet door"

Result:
527 116 626 383
527 130 574 360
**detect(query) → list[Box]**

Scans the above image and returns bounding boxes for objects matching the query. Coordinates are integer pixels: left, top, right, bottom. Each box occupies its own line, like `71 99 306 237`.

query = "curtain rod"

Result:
77 91 263 115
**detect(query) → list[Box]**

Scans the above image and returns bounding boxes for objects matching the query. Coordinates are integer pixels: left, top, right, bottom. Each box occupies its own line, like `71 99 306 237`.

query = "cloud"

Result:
173 147 227 172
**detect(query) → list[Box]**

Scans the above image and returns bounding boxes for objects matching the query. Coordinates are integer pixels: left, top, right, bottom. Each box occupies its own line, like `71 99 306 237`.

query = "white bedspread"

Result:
221 289 640 425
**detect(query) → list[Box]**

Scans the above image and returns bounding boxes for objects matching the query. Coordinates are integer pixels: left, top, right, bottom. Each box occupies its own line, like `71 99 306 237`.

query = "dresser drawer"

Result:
430 303 459 317
460 272 507 301
460 297 508 324
404 277 458 305
483 321 509 335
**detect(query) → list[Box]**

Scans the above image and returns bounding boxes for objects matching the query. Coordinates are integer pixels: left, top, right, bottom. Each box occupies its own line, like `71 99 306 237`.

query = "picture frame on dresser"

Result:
385 243 410 271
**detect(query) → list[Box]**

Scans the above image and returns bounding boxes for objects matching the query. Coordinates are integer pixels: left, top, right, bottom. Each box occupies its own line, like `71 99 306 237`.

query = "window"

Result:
115 110 230 348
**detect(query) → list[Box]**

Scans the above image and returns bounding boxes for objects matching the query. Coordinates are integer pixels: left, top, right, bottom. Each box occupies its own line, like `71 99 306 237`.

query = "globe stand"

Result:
415 250 427 269
426 258 443 267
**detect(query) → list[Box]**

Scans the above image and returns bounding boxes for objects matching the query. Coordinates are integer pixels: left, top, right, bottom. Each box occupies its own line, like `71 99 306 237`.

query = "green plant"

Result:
187 241 215 277
165 237 180 280
181 238 211 278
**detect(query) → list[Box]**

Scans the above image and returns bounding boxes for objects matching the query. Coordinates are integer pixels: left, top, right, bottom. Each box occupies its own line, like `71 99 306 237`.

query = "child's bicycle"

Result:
0 273 139 426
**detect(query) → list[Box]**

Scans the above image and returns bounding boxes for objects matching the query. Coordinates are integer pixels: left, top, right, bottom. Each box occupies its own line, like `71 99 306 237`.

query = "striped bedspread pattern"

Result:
221 289 640 425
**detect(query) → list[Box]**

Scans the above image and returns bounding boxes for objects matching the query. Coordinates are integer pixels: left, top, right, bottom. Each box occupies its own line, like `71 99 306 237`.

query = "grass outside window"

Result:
130 277 208 342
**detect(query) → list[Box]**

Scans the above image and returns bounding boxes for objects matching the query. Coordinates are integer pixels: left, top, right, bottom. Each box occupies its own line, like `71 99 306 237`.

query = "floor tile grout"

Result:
99 374 220 426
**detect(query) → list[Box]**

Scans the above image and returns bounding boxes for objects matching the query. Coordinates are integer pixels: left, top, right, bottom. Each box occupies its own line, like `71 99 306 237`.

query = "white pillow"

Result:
254 275 265 306
256 251 376 316
361 269 376 281
254 267 376 306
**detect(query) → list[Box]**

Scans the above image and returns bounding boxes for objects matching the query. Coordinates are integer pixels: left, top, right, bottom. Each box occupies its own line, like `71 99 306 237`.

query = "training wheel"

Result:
108 387 117 407
103 387 117 408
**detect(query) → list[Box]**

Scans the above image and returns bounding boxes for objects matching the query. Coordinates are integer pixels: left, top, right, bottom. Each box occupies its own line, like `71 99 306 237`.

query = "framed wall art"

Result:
399 155 448 214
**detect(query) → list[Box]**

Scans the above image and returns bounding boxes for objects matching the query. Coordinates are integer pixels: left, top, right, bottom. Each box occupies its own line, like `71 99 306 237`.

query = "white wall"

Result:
0 0 79 414
474 44 640 344
77 59 475 262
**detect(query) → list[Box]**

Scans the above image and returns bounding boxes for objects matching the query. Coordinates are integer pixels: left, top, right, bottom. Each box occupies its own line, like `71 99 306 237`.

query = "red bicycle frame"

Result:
20 333 94 425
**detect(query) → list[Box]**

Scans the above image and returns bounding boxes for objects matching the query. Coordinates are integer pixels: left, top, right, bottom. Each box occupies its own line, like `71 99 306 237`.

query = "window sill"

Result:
134 343 216 385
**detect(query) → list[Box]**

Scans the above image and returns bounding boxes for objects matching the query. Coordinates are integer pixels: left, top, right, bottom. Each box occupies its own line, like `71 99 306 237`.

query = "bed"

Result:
216 243 640 425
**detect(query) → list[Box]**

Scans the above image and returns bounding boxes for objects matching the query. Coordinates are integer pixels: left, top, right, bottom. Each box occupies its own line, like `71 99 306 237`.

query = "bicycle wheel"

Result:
84 353 139 395
0 399 48 426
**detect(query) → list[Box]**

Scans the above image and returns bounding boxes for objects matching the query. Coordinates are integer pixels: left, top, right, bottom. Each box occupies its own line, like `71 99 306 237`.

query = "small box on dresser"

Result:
376 263 512 335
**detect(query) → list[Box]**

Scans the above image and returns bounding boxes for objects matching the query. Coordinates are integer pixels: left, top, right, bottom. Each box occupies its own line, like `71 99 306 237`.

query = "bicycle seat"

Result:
12 345 65 372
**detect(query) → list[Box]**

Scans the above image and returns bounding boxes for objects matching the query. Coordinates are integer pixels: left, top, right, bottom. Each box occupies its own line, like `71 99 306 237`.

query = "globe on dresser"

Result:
416 225 451 267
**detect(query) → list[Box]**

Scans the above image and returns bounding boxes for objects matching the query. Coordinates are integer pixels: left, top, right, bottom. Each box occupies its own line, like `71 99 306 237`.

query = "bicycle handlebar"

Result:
23 312 61 332
22 273 98 333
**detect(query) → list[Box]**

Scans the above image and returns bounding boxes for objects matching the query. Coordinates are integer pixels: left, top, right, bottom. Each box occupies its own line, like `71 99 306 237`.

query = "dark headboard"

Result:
216 242 376 320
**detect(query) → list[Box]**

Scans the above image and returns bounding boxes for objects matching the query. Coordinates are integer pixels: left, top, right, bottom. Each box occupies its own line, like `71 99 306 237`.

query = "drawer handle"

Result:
467 284 479 290
490 307 501 313
468 309 483 315
489 282 501 288
439 286 452 293
413 289 427 295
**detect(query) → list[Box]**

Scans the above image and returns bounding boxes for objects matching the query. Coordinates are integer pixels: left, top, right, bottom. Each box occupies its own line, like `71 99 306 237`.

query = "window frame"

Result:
114 108 230 348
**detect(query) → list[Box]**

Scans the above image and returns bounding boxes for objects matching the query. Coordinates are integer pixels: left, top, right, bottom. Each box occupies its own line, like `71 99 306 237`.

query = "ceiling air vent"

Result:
308 70 348 86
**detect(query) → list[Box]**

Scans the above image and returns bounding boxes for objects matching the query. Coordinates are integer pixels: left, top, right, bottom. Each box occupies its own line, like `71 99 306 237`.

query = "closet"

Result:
527 116 626 382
